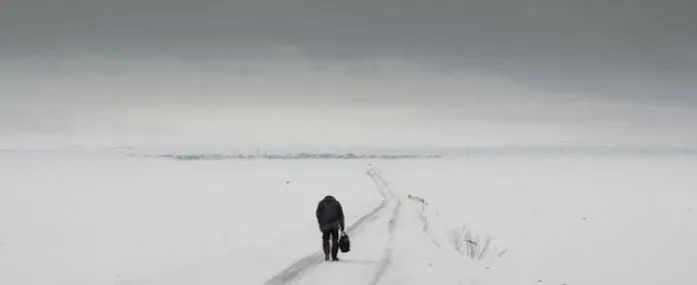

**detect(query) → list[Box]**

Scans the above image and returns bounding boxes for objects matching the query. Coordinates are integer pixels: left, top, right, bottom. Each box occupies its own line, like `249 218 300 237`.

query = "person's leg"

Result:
330 228 340 261
322 230 331 261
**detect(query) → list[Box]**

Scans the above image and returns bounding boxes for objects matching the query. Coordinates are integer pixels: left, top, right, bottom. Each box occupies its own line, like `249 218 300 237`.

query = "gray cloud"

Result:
2 1 695 57
2 0 696 101
2 65 696 148
1 0 696 148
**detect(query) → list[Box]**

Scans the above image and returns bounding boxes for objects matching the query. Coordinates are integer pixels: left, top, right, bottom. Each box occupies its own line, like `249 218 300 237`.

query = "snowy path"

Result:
264 168 464 285
263 168 398 285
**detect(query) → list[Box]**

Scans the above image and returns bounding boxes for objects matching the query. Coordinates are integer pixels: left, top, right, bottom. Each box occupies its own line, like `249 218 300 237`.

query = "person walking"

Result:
315 195 345 261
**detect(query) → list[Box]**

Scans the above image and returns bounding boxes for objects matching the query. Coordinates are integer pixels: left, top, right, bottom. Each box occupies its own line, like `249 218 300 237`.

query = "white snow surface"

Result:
1 149 696 285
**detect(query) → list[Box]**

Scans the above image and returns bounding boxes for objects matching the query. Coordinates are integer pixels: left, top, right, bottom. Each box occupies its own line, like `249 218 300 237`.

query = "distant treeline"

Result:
134 145 697 161
156 152 443 160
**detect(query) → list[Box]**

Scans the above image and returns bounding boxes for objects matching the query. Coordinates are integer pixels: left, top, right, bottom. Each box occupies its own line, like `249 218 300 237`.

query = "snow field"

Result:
376 154 697 285
0 150 382 285
2 150 695 285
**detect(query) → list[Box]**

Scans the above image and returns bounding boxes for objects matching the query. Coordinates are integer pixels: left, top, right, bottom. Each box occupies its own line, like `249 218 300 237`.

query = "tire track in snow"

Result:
368 198 400 285
263 168 396 285
365 167 401 285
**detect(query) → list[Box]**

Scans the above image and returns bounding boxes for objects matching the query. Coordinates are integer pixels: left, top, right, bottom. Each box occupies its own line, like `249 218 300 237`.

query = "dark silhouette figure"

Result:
316 195 345 261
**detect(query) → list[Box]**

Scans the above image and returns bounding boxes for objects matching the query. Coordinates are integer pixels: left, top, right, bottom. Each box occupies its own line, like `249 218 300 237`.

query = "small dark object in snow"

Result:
537 280 543 283
285 180 290 184
428 262 433 266
582 217 587 220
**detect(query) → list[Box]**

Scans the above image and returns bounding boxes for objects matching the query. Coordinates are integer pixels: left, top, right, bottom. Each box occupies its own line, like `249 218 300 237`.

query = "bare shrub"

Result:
450 224 504 261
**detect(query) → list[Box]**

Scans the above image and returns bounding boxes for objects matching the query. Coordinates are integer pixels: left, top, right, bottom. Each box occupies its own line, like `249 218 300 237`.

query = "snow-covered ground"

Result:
377 154 697 285
0 149 380 285
1 149 696 285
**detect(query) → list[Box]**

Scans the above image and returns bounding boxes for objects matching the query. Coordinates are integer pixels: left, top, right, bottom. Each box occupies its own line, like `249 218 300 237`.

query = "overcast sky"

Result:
1 0 696 149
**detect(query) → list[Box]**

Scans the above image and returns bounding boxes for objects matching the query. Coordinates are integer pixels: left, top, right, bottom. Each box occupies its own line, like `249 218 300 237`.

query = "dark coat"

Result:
316 195 345 231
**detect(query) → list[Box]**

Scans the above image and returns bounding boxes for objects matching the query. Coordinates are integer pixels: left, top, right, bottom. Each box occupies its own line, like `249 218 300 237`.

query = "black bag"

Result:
339 231 350 253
